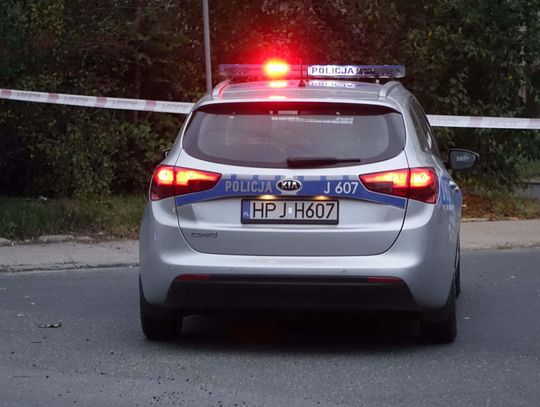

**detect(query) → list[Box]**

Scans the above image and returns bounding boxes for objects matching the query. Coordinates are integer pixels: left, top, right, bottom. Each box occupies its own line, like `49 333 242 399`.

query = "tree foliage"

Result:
0 0 538 197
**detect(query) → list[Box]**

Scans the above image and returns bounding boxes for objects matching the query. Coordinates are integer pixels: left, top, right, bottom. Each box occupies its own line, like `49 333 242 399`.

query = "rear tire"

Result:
141 313 181 341
421 279 457 344
139 277 181 341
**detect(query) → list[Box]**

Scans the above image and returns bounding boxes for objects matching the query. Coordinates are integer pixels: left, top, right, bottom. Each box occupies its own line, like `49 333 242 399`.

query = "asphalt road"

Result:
1 249 539 407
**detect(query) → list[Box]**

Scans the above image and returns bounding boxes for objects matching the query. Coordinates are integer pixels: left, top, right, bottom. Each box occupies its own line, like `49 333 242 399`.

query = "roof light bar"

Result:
219 64 405 80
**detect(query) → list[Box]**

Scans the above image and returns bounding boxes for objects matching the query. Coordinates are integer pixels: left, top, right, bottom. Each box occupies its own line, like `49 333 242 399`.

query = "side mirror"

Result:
446 149 479 171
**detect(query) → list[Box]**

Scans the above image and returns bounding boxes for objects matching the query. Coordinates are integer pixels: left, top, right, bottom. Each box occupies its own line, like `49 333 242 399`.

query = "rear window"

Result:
182 102 405 168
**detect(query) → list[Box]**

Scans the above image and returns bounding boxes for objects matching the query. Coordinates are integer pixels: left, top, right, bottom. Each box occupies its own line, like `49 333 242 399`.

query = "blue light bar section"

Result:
219 64 405 80
219 64 302 78
219 64 262 78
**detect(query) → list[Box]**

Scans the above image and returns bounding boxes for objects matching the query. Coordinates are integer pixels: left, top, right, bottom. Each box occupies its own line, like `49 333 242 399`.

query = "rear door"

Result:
176 102 409 256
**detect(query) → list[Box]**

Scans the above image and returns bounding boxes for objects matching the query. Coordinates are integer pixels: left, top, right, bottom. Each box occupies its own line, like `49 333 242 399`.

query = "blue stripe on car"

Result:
175 175 407 209
439 176 454 207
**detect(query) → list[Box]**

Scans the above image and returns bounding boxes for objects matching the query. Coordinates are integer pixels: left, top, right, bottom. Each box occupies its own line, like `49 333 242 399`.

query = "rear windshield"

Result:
182 102 405 168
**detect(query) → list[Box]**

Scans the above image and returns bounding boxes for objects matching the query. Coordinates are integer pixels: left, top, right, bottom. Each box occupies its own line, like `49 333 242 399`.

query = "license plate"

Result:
241 199 339 224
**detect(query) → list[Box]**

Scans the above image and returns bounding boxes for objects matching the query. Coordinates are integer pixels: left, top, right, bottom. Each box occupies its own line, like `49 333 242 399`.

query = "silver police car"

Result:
139 63 478 343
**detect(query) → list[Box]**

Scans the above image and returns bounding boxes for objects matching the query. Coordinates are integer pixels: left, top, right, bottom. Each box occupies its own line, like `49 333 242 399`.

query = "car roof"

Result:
193 79 409 111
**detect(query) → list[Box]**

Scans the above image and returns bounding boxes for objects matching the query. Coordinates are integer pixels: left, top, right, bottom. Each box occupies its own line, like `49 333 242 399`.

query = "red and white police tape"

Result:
0 88 193 115
1 87 539 130
427 115 540 130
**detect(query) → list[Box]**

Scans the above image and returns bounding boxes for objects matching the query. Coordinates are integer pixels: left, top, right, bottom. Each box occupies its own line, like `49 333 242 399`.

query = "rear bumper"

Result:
140 199 458 313
162 275 419 314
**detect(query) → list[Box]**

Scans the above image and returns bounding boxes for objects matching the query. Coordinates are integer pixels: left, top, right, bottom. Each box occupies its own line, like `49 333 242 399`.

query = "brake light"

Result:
359 167 438 204
360 169 409 198
155 167 175 185
409 168 438 203
151 166 221 201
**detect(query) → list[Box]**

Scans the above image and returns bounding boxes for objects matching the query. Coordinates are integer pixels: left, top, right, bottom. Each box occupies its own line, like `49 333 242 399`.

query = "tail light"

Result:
359 167 438 204
150 166 221 201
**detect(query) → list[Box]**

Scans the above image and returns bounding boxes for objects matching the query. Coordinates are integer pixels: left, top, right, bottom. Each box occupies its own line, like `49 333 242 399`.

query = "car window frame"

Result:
409 97 441 159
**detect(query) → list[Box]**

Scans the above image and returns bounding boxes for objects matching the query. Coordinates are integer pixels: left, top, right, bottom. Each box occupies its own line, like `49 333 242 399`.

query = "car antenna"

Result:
298 4 306 88
299 59 306 87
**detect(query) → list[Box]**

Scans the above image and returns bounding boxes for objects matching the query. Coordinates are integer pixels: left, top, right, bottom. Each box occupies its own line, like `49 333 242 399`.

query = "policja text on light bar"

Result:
307 65 405 79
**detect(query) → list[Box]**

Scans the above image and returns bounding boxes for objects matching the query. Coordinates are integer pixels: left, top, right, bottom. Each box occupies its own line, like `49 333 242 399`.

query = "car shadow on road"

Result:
161 312 432 354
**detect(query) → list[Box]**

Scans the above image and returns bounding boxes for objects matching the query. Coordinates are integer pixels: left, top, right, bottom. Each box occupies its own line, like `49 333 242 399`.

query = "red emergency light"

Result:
263 60 291 78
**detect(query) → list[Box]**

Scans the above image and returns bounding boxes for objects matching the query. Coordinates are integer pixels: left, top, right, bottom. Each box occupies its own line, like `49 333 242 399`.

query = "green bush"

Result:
0 101 181 197
1 0 539 198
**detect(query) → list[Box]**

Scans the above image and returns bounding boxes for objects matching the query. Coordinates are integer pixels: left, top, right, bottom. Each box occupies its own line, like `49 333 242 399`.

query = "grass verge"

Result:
0 196 145 241
462 192 540 220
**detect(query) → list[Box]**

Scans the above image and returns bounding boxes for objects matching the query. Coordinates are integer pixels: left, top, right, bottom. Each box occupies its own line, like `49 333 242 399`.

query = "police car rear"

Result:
139 62 473 343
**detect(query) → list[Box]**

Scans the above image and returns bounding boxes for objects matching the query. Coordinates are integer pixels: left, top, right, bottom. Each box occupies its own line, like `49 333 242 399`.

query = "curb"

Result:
461 243 540 252
1 219 539 273
0 262 139 273
0 239 139 273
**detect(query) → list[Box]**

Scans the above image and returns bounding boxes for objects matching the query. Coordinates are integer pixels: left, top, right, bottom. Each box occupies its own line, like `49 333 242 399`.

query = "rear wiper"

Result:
286 157 361 168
